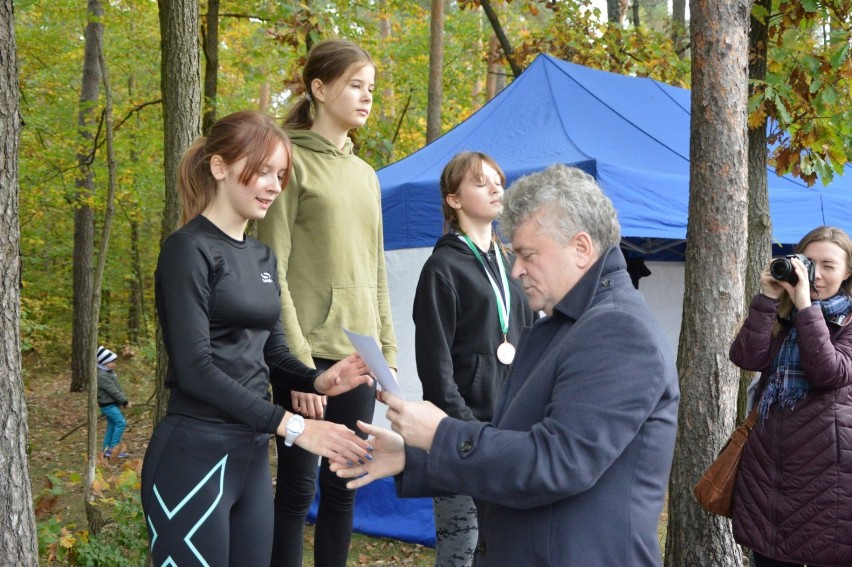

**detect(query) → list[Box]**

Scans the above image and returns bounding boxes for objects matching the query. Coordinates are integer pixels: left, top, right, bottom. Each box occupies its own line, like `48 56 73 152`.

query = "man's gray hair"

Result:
499 163 621 250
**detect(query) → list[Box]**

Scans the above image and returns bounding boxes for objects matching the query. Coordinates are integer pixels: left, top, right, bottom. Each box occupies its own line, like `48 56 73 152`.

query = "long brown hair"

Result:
773 225 852 335
283 39 375 131
177 111 291 226
439 152 506 234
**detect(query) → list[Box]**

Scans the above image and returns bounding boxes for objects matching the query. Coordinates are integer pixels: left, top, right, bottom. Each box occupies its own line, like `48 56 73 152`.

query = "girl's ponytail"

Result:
282 96 314 130
177 138 214 227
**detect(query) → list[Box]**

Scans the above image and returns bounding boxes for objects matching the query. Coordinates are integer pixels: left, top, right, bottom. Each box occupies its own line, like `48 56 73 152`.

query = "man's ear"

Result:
210 155 226 181
573 232 596 269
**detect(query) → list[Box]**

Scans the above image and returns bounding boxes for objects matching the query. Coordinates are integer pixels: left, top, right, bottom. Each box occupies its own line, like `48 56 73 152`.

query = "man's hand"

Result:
382 392 447 451
330 420 405 490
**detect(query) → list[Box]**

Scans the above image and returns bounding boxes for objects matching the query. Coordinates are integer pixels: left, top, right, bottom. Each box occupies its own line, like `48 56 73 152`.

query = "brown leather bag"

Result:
693 408 759 518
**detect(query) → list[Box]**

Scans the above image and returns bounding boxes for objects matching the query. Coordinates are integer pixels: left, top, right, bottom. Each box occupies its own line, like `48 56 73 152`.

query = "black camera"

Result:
769 253 815 286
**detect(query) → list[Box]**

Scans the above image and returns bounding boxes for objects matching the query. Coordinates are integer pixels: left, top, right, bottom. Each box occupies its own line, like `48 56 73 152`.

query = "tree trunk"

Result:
378 0 395 118
665 0 751 565
0 1 38 562
739 0 771 421
126 73 146 345
472 12 484 107
86 22 120 535
632 0 641 27
607 0 623 23
127 218 145 344
672 0 688 54
259 82 271 112
202 0 219 134
426 0 445 143
70 0 104 393
486 32 506 100
156 0 201 425
479 0 522 78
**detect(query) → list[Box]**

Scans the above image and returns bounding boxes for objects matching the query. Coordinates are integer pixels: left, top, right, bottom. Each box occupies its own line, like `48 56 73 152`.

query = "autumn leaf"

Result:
58 527 76 549
45 542 58 562
34 493 59 519
91 477 107 497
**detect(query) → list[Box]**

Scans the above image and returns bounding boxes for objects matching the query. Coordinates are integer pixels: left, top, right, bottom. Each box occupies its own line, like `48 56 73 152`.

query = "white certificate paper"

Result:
342 327 405 399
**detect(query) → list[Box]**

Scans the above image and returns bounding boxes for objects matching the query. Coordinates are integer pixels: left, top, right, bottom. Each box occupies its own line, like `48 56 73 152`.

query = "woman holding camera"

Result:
729 226 852 567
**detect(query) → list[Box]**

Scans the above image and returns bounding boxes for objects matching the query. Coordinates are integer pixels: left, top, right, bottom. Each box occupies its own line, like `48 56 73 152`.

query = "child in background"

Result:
97 346 131 458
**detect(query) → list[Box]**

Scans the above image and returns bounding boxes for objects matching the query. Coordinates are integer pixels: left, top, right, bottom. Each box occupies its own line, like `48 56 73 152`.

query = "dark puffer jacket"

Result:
729 293 852 566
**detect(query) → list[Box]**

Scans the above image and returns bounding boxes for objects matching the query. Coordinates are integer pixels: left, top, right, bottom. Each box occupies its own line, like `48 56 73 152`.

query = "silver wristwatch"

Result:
284 414 305 447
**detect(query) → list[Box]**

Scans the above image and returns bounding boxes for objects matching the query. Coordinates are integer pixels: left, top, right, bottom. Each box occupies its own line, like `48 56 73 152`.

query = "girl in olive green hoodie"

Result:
256 39 397 567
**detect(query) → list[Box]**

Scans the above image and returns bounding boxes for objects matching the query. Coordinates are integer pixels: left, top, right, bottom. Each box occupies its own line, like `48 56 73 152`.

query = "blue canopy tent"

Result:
330 53 852 548
379 53 852 255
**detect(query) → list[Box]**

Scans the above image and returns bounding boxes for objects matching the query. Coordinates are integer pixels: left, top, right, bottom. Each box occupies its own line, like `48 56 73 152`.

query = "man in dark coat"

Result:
332 163 680 566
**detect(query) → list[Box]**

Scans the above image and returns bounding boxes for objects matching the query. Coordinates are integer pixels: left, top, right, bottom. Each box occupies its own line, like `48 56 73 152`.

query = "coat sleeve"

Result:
795 305 852 390
395 445 453 498
413 268 474 421
156 233 285 433
729 293 780 372
255 169 314 366
420 307 674 509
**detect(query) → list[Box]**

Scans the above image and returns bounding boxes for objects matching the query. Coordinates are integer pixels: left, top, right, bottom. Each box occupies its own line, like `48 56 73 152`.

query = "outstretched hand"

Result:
315 353 373 397
329 420 405 490
285 416 372 465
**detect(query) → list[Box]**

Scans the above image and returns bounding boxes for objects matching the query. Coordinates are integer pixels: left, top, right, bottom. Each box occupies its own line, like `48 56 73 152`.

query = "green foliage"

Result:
37 468 148 566
17 0 164 351
74 486 148 567
513 1 690 87
749 0 852 185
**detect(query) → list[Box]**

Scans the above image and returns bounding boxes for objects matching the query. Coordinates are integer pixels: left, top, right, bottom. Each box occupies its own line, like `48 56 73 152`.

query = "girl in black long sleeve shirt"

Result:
141 111 373 567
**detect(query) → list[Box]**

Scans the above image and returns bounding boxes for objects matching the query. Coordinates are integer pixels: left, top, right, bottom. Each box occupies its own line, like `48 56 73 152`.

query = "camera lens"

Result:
770 258 799 285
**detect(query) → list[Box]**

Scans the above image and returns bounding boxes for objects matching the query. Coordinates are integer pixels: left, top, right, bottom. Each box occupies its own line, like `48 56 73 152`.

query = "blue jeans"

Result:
100 404 126 450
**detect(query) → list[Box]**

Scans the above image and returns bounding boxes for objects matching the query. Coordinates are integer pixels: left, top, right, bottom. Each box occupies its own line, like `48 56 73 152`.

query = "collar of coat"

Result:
553 245 627 322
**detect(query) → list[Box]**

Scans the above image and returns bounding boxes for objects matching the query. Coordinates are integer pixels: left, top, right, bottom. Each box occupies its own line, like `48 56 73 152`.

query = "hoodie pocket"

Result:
308 285 379 342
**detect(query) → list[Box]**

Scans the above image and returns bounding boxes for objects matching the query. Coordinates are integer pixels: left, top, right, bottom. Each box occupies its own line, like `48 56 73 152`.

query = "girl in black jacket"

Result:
413 152 536 566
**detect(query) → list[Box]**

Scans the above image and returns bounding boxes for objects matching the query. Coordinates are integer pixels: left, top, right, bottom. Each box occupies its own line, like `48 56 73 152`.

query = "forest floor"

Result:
24 349 435 566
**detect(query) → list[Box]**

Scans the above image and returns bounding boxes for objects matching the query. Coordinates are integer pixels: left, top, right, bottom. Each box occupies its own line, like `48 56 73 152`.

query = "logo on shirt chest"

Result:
260 272 273 283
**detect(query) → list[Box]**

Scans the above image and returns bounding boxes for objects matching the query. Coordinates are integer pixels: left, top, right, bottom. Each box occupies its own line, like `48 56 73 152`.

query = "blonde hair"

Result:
283 39 375 131
177 111 291 226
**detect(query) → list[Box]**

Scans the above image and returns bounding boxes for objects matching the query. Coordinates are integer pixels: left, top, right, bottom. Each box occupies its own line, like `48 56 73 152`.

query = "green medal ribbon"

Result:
459 234 511 338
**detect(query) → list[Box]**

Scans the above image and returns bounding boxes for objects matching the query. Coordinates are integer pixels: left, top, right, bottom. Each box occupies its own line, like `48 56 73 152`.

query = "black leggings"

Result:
141 415 274 567
271 358 377 567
